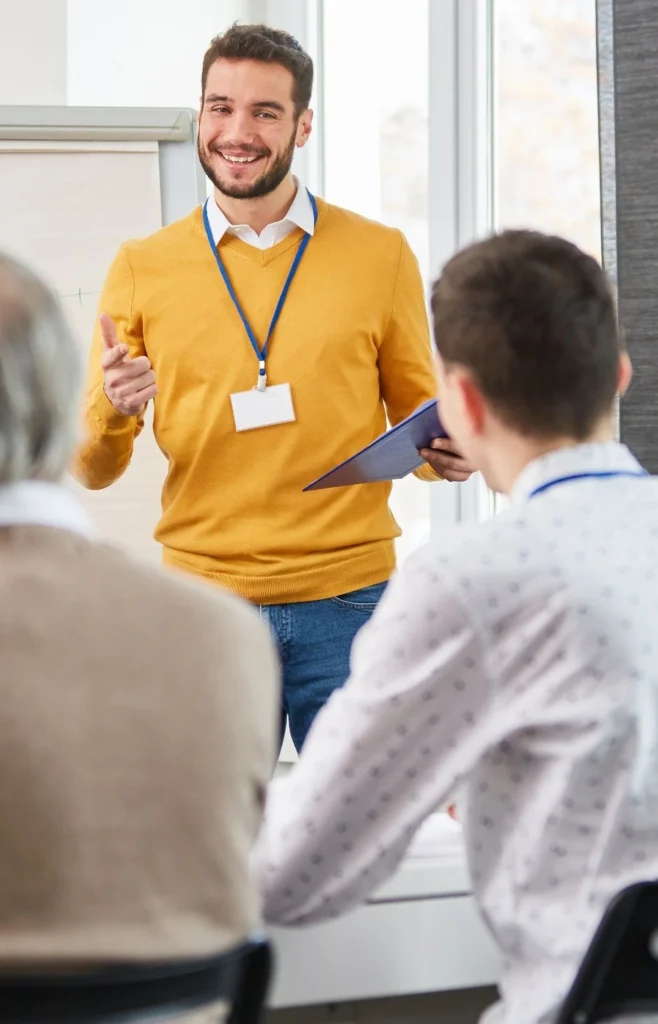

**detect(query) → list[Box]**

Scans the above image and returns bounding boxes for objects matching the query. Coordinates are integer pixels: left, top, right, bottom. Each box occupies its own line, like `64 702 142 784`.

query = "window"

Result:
491 0 600 516
323 0 431 562
494 0 601 259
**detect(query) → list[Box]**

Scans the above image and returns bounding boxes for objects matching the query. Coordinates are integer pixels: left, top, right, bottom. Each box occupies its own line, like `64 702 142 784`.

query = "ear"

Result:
618 351 633 396
296 109 313 148
456 368 487 432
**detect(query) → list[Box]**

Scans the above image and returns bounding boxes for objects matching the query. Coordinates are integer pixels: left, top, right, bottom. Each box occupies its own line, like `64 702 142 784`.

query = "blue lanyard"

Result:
529 469 649 499
202 190 318 390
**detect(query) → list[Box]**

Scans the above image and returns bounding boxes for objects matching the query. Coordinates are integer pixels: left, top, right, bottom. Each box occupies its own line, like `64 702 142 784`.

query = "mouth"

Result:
216 151 267 167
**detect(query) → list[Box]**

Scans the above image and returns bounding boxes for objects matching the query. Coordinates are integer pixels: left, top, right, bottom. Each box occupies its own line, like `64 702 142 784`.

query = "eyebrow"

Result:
204 94 286 114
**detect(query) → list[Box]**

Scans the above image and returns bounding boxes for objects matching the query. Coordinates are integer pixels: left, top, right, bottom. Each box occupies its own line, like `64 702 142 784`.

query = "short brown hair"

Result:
431 230 621 440
201 23 313 117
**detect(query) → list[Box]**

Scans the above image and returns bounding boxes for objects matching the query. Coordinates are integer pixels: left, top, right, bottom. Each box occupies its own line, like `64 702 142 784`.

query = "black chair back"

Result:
557 881 658 1024
0 935 272 1024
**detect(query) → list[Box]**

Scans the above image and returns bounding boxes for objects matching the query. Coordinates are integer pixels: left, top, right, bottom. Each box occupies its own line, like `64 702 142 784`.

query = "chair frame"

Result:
0 935 272 1024
557 881 658 1024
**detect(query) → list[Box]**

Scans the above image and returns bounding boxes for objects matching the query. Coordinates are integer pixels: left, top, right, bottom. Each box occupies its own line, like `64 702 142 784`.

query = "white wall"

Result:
0 0 67 103
67 0 247 108
66 0 320 191
66 0 316 108
0 0 314 110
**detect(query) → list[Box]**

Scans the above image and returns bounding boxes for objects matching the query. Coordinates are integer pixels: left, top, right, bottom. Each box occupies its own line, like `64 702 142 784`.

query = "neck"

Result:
487 417 616 496
214 174 297 235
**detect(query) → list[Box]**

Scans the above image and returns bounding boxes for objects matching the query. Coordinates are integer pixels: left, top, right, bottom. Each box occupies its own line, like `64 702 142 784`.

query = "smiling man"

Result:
74 24 474 751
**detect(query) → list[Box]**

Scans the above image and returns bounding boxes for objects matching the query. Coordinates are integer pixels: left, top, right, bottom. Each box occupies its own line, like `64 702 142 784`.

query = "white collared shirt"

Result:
256 442 658 1024
0 480 92 536
204 178 315 251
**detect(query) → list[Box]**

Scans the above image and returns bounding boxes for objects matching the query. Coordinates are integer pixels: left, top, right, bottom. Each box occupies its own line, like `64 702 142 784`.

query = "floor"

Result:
269 986 499 1024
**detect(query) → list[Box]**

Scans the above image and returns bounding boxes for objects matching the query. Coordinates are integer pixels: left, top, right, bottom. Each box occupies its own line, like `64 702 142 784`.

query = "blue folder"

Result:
304 399 448 491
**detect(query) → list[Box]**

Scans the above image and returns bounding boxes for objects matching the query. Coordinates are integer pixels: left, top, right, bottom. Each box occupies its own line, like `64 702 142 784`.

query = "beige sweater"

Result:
0 523 278 967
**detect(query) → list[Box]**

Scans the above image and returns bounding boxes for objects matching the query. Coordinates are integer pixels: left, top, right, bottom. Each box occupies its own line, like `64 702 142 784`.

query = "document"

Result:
304 399 447 490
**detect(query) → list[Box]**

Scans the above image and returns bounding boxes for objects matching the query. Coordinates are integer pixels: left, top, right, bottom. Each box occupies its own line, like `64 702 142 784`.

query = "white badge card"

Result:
230 383 296 432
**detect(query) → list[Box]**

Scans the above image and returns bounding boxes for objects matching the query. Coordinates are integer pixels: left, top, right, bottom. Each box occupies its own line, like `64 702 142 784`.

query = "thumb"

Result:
99 313 120 350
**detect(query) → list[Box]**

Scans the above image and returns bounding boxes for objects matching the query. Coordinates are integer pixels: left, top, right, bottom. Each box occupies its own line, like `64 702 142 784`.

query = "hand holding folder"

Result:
304 399 448 491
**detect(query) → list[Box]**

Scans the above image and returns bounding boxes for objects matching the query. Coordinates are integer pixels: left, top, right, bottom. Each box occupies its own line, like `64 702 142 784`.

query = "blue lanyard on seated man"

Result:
529 469 648 499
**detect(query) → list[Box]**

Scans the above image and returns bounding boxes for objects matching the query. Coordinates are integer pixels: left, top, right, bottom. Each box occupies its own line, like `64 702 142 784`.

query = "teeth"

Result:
222 154 259 164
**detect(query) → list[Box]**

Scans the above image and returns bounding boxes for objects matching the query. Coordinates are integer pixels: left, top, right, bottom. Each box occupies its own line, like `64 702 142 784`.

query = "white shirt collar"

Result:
0 481 92 537
204 177 315 251
510 440 644 505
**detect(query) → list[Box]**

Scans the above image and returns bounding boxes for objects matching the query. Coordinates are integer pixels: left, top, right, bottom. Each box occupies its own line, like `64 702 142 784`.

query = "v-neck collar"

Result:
216 228 307 267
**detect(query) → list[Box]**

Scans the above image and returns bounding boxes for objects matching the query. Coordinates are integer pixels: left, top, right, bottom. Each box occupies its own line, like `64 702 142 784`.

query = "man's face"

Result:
197 58 312 200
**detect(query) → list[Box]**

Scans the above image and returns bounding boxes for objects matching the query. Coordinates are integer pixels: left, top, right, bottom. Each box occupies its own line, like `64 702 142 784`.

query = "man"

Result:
255 231 658 1024
73 23 474 752
0 251 278 964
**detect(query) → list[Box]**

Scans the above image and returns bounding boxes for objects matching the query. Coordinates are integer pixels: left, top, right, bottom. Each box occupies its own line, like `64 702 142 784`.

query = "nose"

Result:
231 108 257 142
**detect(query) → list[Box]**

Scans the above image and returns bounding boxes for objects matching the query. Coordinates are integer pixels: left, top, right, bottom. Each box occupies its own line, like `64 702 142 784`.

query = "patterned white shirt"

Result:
256 442 658 1024
204 177 315 251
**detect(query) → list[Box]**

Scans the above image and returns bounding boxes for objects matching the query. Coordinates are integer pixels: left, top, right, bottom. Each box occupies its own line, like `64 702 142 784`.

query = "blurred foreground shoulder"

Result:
92 542 280 696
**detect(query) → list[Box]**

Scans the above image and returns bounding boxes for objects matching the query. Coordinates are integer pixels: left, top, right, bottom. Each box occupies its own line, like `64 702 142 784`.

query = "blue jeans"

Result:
259 581 388 752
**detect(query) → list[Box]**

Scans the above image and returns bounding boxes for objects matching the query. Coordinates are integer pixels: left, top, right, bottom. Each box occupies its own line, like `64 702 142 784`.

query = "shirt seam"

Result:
119 243 137 332
380 229 405 349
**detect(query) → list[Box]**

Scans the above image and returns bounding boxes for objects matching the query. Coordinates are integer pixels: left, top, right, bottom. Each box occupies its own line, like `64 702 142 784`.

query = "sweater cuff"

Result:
91 385 135 430
414 461 443 483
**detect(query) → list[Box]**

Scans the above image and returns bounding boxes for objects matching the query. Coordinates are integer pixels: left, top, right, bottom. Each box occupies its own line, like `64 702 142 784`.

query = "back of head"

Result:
0 253 80 485
201 22 313 114
431 230 620 440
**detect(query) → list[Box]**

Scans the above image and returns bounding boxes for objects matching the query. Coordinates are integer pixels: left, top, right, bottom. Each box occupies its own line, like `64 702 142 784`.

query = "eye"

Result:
256 111 277 120
210 105 231 115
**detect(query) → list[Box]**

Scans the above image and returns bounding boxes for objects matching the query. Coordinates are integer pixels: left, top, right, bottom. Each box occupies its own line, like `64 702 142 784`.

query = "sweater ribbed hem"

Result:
162 543 396 605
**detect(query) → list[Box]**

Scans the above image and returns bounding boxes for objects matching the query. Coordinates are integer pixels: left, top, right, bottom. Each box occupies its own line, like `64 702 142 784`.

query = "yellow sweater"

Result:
75 199 440 603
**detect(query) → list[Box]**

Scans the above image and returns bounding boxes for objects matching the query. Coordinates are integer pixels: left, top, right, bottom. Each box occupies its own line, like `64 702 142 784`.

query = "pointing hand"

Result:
100 313 157 416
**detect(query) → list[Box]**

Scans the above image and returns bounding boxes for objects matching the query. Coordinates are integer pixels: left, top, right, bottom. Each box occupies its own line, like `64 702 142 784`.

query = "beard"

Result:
198 127 297 200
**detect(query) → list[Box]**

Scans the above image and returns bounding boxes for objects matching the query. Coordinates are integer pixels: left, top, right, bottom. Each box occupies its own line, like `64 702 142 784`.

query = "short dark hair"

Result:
201 23 313 117
431 230 621 440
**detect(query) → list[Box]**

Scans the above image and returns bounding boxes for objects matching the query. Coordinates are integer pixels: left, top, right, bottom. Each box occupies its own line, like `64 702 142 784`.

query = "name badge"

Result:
230 383 296 432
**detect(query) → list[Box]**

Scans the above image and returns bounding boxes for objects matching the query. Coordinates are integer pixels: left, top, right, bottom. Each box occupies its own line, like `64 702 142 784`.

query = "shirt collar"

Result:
510 441 645 505
0 481 92 537
205 177 315 246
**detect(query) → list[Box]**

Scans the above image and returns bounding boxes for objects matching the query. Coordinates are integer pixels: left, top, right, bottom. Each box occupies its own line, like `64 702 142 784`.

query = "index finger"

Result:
99 313 119 350
101 343 130 370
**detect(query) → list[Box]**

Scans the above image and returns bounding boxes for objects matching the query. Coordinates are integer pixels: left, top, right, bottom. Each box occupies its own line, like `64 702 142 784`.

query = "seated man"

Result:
255 231 658 1024
0 252 278 964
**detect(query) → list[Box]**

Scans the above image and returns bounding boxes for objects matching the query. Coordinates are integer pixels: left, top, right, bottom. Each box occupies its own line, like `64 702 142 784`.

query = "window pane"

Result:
494 0 601 260
323 0 431 562
492 0 600 517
